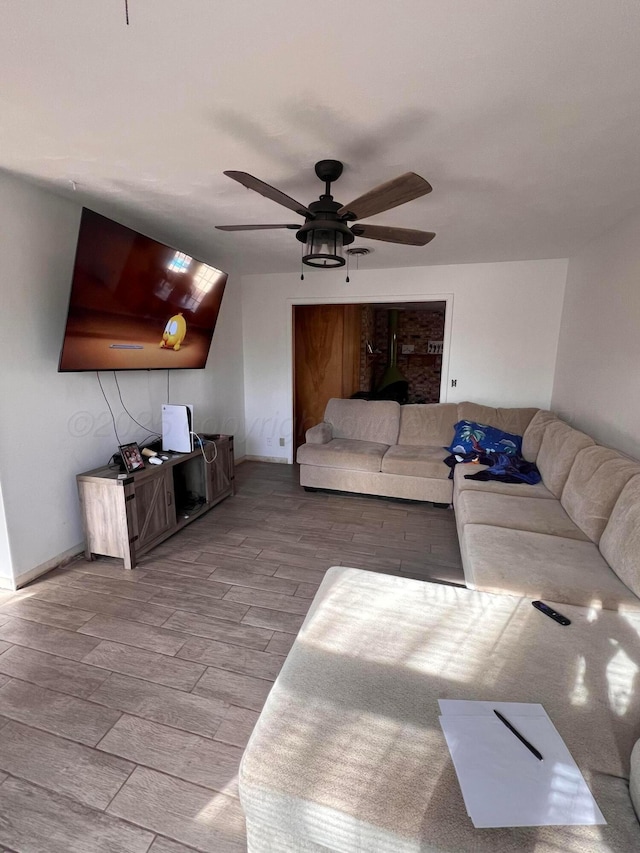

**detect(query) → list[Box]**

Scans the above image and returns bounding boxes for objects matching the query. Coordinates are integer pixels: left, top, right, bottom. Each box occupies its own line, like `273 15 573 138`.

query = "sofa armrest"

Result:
306 422 333 444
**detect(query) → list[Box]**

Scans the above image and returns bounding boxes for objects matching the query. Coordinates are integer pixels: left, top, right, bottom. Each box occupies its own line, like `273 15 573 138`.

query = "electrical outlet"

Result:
451 379 457 388
266 437 272 446
279 437 285 446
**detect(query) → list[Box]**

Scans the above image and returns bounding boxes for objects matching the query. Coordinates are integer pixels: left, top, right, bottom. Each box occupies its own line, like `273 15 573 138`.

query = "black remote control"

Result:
532 600 571 626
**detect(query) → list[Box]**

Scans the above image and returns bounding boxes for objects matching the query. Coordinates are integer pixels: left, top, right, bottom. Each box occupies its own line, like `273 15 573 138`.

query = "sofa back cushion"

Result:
324 398 400 445
599 475 640 599
535 420 595 498
561 446 640 543
398 403 458 446
522 410 558 462
456 403 538 438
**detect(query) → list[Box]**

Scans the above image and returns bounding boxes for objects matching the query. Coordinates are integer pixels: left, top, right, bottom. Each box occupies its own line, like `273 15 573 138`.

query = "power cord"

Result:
97 372 123 447
190 431 218 465
113 372 161 438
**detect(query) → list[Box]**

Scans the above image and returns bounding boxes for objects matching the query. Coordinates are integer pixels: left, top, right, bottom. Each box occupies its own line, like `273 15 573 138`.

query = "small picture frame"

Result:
119 442 145 474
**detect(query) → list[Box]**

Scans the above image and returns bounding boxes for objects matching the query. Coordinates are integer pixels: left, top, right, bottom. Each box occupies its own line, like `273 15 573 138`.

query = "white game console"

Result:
161 404 194 453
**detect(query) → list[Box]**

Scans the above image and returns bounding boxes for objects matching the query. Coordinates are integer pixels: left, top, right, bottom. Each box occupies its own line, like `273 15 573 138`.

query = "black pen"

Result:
493 709 543 761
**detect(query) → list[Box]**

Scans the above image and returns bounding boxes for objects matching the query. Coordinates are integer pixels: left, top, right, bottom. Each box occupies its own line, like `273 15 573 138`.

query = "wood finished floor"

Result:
0 461 462 853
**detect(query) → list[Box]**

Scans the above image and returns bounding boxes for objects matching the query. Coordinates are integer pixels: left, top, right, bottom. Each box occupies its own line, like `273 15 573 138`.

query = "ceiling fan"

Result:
216 160 435 269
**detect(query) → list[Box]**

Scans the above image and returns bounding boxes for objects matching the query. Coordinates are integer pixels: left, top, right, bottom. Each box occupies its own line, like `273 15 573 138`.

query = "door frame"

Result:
286 293 454 464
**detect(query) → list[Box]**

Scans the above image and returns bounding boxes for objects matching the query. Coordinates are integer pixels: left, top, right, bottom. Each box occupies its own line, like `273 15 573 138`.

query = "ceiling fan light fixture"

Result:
303 227 345 268
298 218 355 269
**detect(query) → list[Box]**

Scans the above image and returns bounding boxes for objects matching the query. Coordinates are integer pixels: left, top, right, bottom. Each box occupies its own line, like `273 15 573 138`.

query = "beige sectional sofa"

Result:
297 398 537 505
298 398 640 612
456 409 640 611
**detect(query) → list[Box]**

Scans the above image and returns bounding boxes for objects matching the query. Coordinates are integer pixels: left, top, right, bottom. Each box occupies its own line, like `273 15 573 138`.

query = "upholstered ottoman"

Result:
239 567 640 852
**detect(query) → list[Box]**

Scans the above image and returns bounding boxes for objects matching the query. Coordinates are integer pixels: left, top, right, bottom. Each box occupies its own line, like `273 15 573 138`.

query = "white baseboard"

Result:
244 455 290 464
12 543 85 591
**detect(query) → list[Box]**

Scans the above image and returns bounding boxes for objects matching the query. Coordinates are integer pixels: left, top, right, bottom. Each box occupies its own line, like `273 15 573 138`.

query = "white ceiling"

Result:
2 0 640 274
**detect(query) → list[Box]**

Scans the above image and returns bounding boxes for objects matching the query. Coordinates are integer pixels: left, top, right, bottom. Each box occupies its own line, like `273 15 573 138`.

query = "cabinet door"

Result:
132 469 176 550
208 438 234 506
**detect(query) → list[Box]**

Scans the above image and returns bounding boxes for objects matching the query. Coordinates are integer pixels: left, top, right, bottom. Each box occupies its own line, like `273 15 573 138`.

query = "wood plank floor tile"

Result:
196 542 262 560
142 544 203 563
258 549 333 571
206 565 298 595
82 641 205 691
162 610 272 650
223 586 311 615
213 705 260 748
0 645 111 699
0 640 10 655
89 673 228 739
135 572 232 600
0 597 95 630
0 720 135 809
148 589 249 623
193 551 281 575
149 837 202 853
136 557 219 580
295 582 320 599
107 767 245 853
0 616 102 660
241 537 318 556
50 561 150 583
0 679 122 746
241 606 306 634
177 636 285 681
274 564 326 584
78 615 189 656
31 586 176 626
264 630 297 655
98 714 243 793
193 667 274 711
67 573 164 601
0 775 153 853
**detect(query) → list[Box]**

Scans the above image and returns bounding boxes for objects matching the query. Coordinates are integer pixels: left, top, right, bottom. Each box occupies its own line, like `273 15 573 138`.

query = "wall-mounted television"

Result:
58 208 228 371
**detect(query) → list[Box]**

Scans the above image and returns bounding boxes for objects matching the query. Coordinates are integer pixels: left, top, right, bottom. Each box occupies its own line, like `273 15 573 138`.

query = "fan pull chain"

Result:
125 0 130 25
346 252 350 283
300 240 304 280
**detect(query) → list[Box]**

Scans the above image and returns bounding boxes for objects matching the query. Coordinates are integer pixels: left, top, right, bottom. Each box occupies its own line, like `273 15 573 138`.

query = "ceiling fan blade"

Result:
338 172 432 220
351 224 436 246
216 224 300 231
224 171 313 218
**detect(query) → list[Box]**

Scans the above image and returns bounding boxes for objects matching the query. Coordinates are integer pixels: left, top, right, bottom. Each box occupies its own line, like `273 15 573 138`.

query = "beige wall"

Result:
552 206 640 460
241 259 568 461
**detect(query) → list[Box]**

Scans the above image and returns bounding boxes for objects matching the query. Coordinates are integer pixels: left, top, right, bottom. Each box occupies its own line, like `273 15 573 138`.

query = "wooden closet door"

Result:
294 304 361 448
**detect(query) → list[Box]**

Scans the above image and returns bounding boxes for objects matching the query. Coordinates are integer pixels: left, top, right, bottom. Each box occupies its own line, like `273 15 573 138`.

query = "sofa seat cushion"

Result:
297 438 389 473
461 524 640 610
381 445 450 480
453 462 555 500
561 446 640 543
456 491 589 540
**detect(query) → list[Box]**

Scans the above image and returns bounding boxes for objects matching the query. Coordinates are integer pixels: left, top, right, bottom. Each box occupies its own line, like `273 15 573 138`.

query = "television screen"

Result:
58 209 228 371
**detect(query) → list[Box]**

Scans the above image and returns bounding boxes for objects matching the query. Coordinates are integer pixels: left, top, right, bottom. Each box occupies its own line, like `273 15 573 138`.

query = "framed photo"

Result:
119 442 145 474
